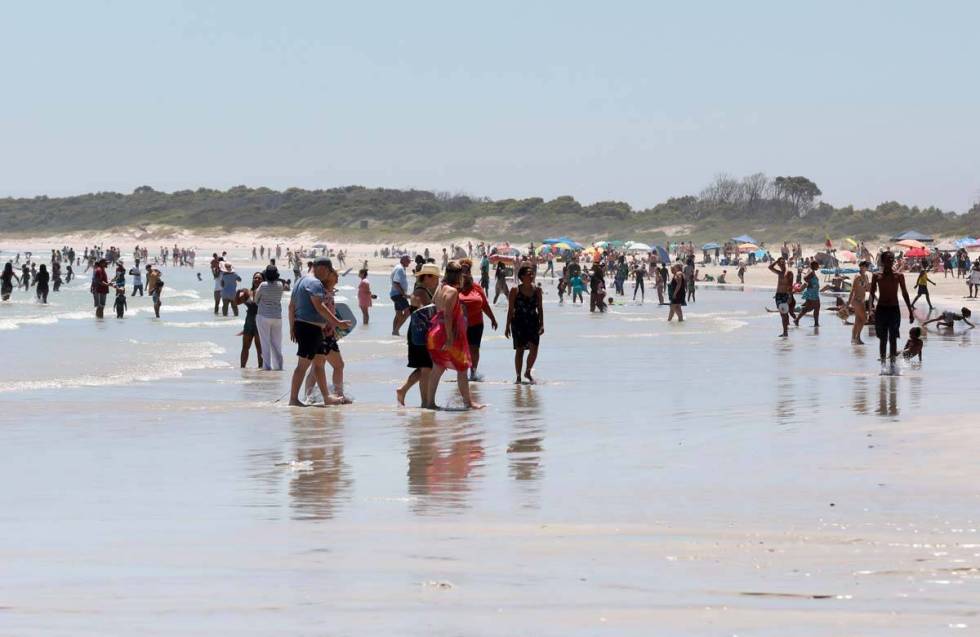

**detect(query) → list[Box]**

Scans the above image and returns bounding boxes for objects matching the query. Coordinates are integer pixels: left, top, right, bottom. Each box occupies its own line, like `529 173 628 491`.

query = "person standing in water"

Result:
357 268 375 325
254 265 285 371
129 259 143 296
236 272 264 369
389 255 412 336
220 263 241 317
91 258 109 319
869 251 914 373
396 263 440 407
458 259 498 382
505 265 544 384
768 256 795 337
794 260 822 327
633 263 645 302
493 260 509 304
34 264 50 303
425 261 484 410
847 261 871 344
666 264 686 322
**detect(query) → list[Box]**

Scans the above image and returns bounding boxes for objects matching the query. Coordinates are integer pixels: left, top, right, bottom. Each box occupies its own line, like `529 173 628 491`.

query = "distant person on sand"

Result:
768 256 795 337
390 255 412 336
505 265 544 384
911 269 936 310
869 251 914 373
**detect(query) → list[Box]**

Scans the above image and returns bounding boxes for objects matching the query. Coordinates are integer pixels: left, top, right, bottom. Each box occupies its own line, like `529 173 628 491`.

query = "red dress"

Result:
427 297 471 371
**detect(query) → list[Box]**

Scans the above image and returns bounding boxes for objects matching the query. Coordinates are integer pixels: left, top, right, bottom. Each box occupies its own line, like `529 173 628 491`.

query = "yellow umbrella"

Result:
844 237 858 248
554 242 572 250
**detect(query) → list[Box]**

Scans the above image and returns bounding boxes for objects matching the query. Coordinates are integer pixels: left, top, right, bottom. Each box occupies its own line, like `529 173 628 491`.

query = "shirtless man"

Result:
868 251 913 373
846 261 870 344
768 256 796 337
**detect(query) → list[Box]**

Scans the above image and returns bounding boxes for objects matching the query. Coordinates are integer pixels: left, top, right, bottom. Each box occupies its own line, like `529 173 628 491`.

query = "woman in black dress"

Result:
505 265 544 384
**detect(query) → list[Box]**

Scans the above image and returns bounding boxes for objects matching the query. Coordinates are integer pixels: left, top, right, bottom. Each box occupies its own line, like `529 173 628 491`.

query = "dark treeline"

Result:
1 175 977 243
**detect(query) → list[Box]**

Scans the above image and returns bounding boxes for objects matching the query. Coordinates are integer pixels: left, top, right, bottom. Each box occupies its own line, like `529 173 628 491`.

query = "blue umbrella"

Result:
542 238 562 244
654 245 670 264
955 236 978 248
731 234 756 244
702 242 721 250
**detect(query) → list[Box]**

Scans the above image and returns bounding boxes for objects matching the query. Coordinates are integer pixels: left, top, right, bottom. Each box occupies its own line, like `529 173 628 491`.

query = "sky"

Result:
1 0 978 211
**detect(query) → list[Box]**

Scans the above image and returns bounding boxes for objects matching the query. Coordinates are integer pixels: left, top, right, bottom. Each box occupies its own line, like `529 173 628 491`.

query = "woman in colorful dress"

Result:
425 261 484 410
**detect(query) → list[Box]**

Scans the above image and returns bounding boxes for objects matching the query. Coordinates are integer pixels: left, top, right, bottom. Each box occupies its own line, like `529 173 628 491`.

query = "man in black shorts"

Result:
287 258 350 406
869 251 914 374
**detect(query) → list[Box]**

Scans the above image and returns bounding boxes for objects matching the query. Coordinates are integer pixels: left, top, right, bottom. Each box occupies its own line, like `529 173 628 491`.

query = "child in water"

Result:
149 277 164 318
556 278 566 304
113 286 127 318
920 307 974 331
570 273 585 304
902 327 924 361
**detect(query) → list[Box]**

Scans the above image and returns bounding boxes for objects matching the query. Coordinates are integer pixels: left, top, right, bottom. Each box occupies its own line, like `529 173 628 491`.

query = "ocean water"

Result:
1 247 978 635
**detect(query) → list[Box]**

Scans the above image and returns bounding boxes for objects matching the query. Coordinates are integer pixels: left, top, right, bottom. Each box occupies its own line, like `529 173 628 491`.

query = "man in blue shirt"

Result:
220 263 242 316
288 257 351 406
389 254 412 336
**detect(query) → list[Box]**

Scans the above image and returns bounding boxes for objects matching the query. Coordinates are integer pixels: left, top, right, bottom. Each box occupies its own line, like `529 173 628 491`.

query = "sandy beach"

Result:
2 232 978 636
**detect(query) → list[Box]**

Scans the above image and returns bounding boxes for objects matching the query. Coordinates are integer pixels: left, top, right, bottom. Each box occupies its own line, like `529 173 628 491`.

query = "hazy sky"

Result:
2 1 978 211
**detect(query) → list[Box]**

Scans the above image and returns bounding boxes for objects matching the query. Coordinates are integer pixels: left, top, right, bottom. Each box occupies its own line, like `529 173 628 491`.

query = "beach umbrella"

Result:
553 242 572 251
892 230 933 243
753 249 767 260
838 249 857 263
731 234 757 244
737 243 759 253
955 236 979 249
653 245 670 263
624 241 652 252
896 239 926 249
701 242 721 250
542 238 562 245
843 237 858 248
905 247 930 258
594 241 609 248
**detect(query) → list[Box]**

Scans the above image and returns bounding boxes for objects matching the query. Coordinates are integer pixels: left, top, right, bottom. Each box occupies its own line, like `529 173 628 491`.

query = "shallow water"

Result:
1 248 978 635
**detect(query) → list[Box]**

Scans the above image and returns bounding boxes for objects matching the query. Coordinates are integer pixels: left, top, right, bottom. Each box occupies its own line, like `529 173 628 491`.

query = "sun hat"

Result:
415 263 441 278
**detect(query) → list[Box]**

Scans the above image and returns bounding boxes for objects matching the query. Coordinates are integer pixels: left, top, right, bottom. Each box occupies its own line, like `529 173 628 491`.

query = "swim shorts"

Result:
466 323 484 349
318 333 340 355
774 292 790 315
294 321 324 360
93 292 107 308
875 305 901 340
391 294 410 312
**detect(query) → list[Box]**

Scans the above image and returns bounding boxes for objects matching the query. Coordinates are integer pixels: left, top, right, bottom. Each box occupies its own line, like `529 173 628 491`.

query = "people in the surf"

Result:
113 284 127 318
357 268 375 325
396 263 440 407
425 261 484 410
254 265 285 371
458 259 498 382
920 307 974 331
236 272 264 368
794 260 822 327
868 251 914 373
129 259 144 296
666 263 686 322
34 264 50 304
902 327 924 361
303 261 350 403
505 265 544 384
768 256 795 337
846 261 871 344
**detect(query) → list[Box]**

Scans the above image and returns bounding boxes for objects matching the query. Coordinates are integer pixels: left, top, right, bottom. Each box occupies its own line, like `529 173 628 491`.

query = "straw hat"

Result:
415 263 441 278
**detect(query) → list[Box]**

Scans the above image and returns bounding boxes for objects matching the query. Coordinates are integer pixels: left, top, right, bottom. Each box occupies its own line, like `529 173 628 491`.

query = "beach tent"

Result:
731 234 757 244
701 242 721 250
896 239 926 250
891 230 933 243
624 241 652 252
838 249 858 263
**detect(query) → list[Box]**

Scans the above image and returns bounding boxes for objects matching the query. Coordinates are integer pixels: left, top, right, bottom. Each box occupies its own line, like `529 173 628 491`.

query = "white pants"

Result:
256 316 283 370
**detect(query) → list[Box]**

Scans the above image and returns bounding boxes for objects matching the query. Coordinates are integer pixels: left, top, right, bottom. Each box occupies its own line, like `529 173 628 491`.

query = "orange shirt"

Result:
458 285 488 326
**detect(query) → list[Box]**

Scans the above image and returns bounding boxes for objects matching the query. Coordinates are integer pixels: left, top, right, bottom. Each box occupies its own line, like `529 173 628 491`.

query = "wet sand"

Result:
1 244 978 635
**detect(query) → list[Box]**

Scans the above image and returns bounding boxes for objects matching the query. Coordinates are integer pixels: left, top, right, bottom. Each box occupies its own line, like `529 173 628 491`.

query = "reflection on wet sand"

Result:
508 384 544 485
406 411 485 515
289 408 353 520
876 377 899 417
